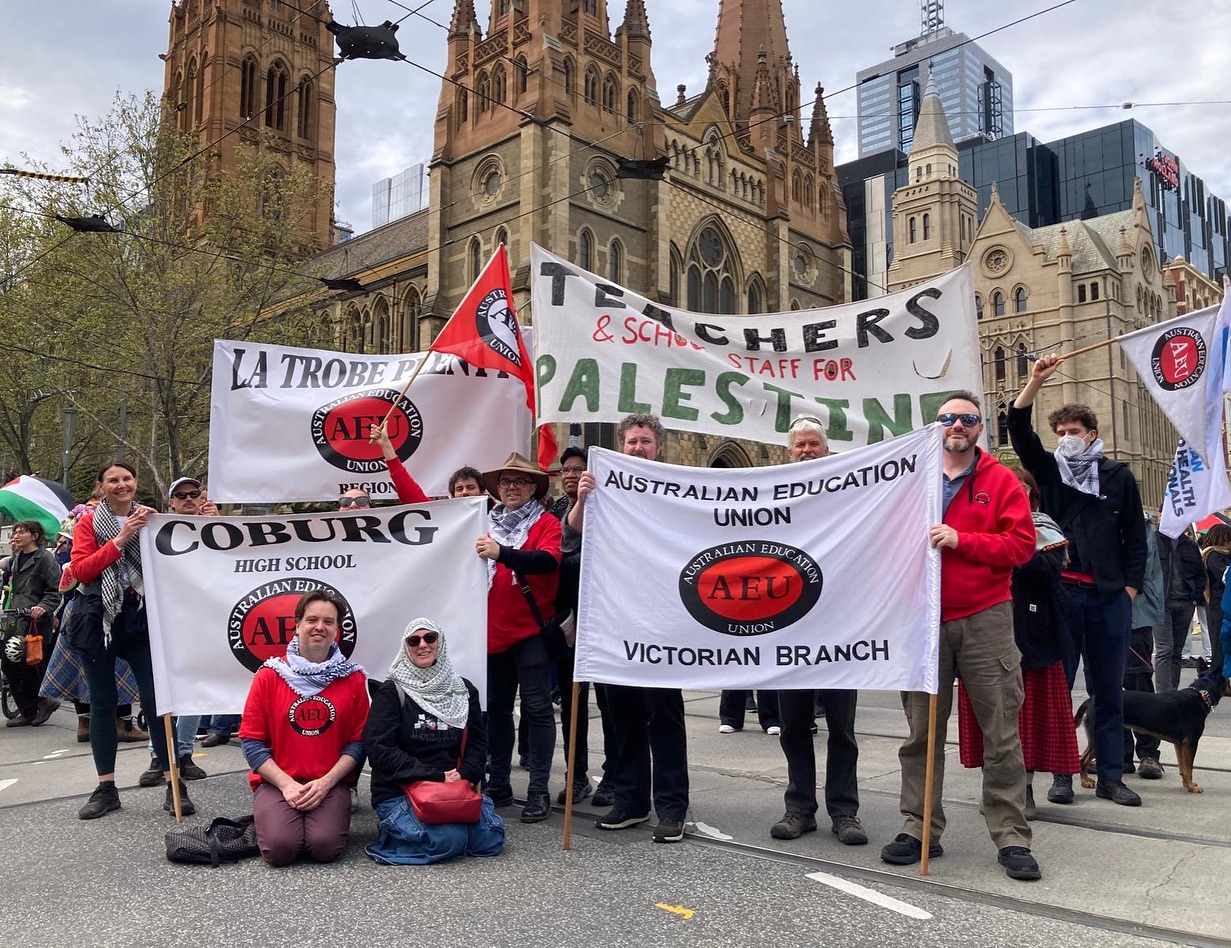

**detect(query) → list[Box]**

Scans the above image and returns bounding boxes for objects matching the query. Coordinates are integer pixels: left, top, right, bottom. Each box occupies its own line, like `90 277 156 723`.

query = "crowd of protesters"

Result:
4 365 1225 876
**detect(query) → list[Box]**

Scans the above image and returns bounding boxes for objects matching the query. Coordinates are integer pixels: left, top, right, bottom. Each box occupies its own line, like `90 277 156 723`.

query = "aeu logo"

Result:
228 578 357 673
678 540 823 636
1151 327 1206 391
312 388 424 474
288 695 336 737
475 289 522 368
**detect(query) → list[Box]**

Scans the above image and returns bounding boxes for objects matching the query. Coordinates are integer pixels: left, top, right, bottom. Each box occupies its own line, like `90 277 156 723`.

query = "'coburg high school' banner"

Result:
142 499 489 715
209 340 533 502
531 244 979 449
574 427 944 692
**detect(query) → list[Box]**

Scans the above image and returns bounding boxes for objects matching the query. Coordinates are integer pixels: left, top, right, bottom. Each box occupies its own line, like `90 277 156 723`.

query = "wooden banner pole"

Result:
379 353 432 427
919 692 939 877
163 713 183 822
561 680 581 851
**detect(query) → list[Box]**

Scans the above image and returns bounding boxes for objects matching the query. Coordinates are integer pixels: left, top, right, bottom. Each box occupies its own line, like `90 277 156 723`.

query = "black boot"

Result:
78 782 121 820
164 779 196 817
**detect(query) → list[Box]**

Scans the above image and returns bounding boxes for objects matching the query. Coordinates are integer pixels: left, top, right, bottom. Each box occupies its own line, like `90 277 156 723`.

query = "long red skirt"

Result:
957 661 1080 775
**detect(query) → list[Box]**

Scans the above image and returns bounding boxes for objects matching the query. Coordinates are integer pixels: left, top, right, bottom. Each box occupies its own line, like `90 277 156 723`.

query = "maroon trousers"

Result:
252 782 352 866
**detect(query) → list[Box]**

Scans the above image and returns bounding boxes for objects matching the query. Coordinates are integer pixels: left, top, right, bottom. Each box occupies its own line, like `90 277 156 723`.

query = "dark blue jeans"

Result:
486 634 555 796
1061 585 1132 786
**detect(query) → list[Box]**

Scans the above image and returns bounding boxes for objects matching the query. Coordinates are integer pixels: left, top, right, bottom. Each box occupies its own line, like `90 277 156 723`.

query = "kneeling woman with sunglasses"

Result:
364 618 505 864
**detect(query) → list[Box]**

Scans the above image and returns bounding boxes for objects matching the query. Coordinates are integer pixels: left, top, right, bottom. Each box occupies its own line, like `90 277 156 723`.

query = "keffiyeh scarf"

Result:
485 500 545 587
1054 438 1104 497
384 617 471 729
92 501 144 647
264 634 365 698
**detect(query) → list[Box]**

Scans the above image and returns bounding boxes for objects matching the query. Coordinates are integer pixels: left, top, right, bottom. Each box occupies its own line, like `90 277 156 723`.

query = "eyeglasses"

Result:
498 477 534 489
789 415 824 429
561 466 586 475
338 496 371 508
172 490 202 500
937 412 982 428
406 631 439 647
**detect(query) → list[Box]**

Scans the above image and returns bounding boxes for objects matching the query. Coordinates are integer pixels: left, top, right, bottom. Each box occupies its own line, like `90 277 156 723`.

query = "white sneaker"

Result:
718 724 738 734
766 726 782 736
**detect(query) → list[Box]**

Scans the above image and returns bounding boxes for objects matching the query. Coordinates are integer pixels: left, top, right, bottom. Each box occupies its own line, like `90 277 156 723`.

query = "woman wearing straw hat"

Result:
474 452 561 825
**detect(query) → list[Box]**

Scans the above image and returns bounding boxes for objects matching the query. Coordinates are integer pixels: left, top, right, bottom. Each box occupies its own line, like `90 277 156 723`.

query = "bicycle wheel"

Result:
1 673 17 720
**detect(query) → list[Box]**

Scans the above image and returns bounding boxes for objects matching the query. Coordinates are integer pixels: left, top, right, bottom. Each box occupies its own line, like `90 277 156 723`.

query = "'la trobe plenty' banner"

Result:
209 339 532 503
574 427 943 692
142 499 489 715
530 244 979 448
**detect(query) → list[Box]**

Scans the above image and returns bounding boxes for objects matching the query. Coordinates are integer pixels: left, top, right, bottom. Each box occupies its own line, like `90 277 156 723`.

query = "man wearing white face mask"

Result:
1009 354 1147 808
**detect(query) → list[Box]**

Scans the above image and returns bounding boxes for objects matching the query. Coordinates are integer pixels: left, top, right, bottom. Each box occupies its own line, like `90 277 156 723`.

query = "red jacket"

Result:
940 450 1035 622
386 457 431 504
488 513 561 654
70 509 124 585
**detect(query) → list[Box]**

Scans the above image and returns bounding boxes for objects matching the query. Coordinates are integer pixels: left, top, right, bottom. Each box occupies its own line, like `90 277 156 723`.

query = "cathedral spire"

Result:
449 0 477 35
809 83 832 148
711 0 793 125
622 0 651 39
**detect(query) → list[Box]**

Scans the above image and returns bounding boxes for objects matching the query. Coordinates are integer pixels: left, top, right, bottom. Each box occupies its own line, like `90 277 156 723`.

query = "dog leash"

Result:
1128 645 1155 673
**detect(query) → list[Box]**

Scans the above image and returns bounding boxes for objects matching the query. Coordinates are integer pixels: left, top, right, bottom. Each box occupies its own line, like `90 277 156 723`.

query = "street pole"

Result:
116 396 128 462
61 405 78 487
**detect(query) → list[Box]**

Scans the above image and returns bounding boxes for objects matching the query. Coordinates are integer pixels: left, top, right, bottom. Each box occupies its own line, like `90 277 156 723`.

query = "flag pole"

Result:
919 692 938 876
561 680 581 851
1054 336 1118 362
379 355 432 427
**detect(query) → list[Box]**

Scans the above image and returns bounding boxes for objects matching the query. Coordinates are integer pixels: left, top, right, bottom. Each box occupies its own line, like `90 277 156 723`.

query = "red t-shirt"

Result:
239 667 369 790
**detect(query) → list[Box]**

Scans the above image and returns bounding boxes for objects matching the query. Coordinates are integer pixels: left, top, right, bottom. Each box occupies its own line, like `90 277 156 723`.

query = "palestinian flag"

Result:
0 475 71 538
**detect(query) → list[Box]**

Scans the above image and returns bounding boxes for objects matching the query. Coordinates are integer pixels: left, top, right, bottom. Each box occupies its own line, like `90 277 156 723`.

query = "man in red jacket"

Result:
880 393 1041 881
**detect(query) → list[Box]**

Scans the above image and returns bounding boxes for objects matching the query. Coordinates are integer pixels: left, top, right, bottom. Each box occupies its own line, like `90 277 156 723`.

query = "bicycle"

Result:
1 608 34 719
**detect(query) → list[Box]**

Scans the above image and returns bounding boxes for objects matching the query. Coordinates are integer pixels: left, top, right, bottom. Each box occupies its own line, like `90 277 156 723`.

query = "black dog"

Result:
1075 659 1227 794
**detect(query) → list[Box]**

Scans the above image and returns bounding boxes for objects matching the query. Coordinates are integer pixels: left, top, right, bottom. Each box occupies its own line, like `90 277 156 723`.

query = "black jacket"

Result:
1007 404 1146 597
1157 532 1205 604
3 548 61 628
1012 544 1073 671
363 677 486 807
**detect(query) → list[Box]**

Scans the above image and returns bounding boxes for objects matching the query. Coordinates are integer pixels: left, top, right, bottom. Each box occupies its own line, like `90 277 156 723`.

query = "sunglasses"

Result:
338 496 371 508
172 489 202 500
789 415 824 429
937 412 981 428
560 466 586 475
498 477 535 489
406 631 439 647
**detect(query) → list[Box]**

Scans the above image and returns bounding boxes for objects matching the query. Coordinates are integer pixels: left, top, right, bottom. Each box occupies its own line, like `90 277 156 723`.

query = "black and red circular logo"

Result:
475 289 522 368
311 388 423 474
227 578 357 673
678 541 823 636
1151 327 1207 391
288 695 337 736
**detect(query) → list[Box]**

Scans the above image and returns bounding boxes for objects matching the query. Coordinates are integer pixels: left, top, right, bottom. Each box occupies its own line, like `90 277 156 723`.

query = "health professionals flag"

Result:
573 426 943 692
1160 439 1231 539
530 243 980 449
209 340 532 503
141 499 489 715
431 244 558 469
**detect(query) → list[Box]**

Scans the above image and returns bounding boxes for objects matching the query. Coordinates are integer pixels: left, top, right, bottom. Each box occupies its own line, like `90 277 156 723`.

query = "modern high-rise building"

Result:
372 162 429 229
855 9 1013 158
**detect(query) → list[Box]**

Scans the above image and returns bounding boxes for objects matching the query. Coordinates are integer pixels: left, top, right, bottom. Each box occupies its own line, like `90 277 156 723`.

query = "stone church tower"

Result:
162 0 337 250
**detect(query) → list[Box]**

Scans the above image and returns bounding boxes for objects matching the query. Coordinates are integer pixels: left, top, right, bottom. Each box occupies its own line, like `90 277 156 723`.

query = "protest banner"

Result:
208 339 532 503
530 243 979 448
573 427 943 692
142 499 489 715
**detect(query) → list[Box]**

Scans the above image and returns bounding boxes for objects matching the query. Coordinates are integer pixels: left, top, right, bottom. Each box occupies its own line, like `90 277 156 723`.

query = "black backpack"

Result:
165 816 259 866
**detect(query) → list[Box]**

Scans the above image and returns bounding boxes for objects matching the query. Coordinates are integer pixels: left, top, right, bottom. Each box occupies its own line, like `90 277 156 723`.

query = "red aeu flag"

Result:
429 244 559 469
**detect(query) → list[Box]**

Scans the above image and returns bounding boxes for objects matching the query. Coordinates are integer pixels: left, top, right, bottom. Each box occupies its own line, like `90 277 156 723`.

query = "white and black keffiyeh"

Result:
92 501 144 647
485 501 545 587
264 634 365 698
1054 438 1105 497
384 618 471 729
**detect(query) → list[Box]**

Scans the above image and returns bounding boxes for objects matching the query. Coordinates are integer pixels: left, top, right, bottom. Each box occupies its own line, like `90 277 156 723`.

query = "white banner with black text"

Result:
574 427 943 692
531 244 980 449
142 499 489 715
208 339 532 503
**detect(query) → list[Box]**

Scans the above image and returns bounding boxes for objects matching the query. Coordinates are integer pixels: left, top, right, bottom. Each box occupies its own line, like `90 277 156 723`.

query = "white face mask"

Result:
1056 434 1088 458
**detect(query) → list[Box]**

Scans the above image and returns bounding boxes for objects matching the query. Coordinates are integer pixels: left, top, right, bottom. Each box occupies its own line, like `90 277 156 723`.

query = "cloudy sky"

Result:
3 0 1228 235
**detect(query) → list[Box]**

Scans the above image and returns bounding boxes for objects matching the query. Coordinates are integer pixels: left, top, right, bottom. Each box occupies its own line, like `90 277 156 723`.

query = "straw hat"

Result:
481 452 549 501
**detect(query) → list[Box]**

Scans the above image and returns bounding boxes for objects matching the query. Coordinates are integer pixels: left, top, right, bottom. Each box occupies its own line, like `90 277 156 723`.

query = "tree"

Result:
1 91 328 497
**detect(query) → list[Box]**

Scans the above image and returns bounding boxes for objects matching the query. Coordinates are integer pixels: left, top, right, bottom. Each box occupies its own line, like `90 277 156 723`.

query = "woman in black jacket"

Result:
364 618 505 865
2 520 62 726
1200 524 1231 677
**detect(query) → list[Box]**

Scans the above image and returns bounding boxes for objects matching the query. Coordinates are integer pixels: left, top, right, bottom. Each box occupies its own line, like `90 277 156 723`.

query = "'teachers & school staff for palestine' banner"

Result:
530 244 979 449
574 427 943 693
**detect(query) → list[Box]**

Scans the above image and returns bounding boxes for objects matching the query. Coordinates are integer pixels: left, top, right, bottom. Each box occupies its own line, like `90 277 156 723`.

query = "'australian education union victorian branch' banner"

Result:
209 339 533 503
530 244 980 449
141 499 489 715
574 426 943 693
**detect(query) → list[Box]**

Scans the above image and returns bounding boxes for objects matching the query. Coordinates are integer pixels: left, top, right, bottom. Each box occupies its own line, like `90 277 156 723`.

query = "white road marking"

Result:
0 779 17 794
42 749 68 759
689 821 733 840
806 871 933 920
